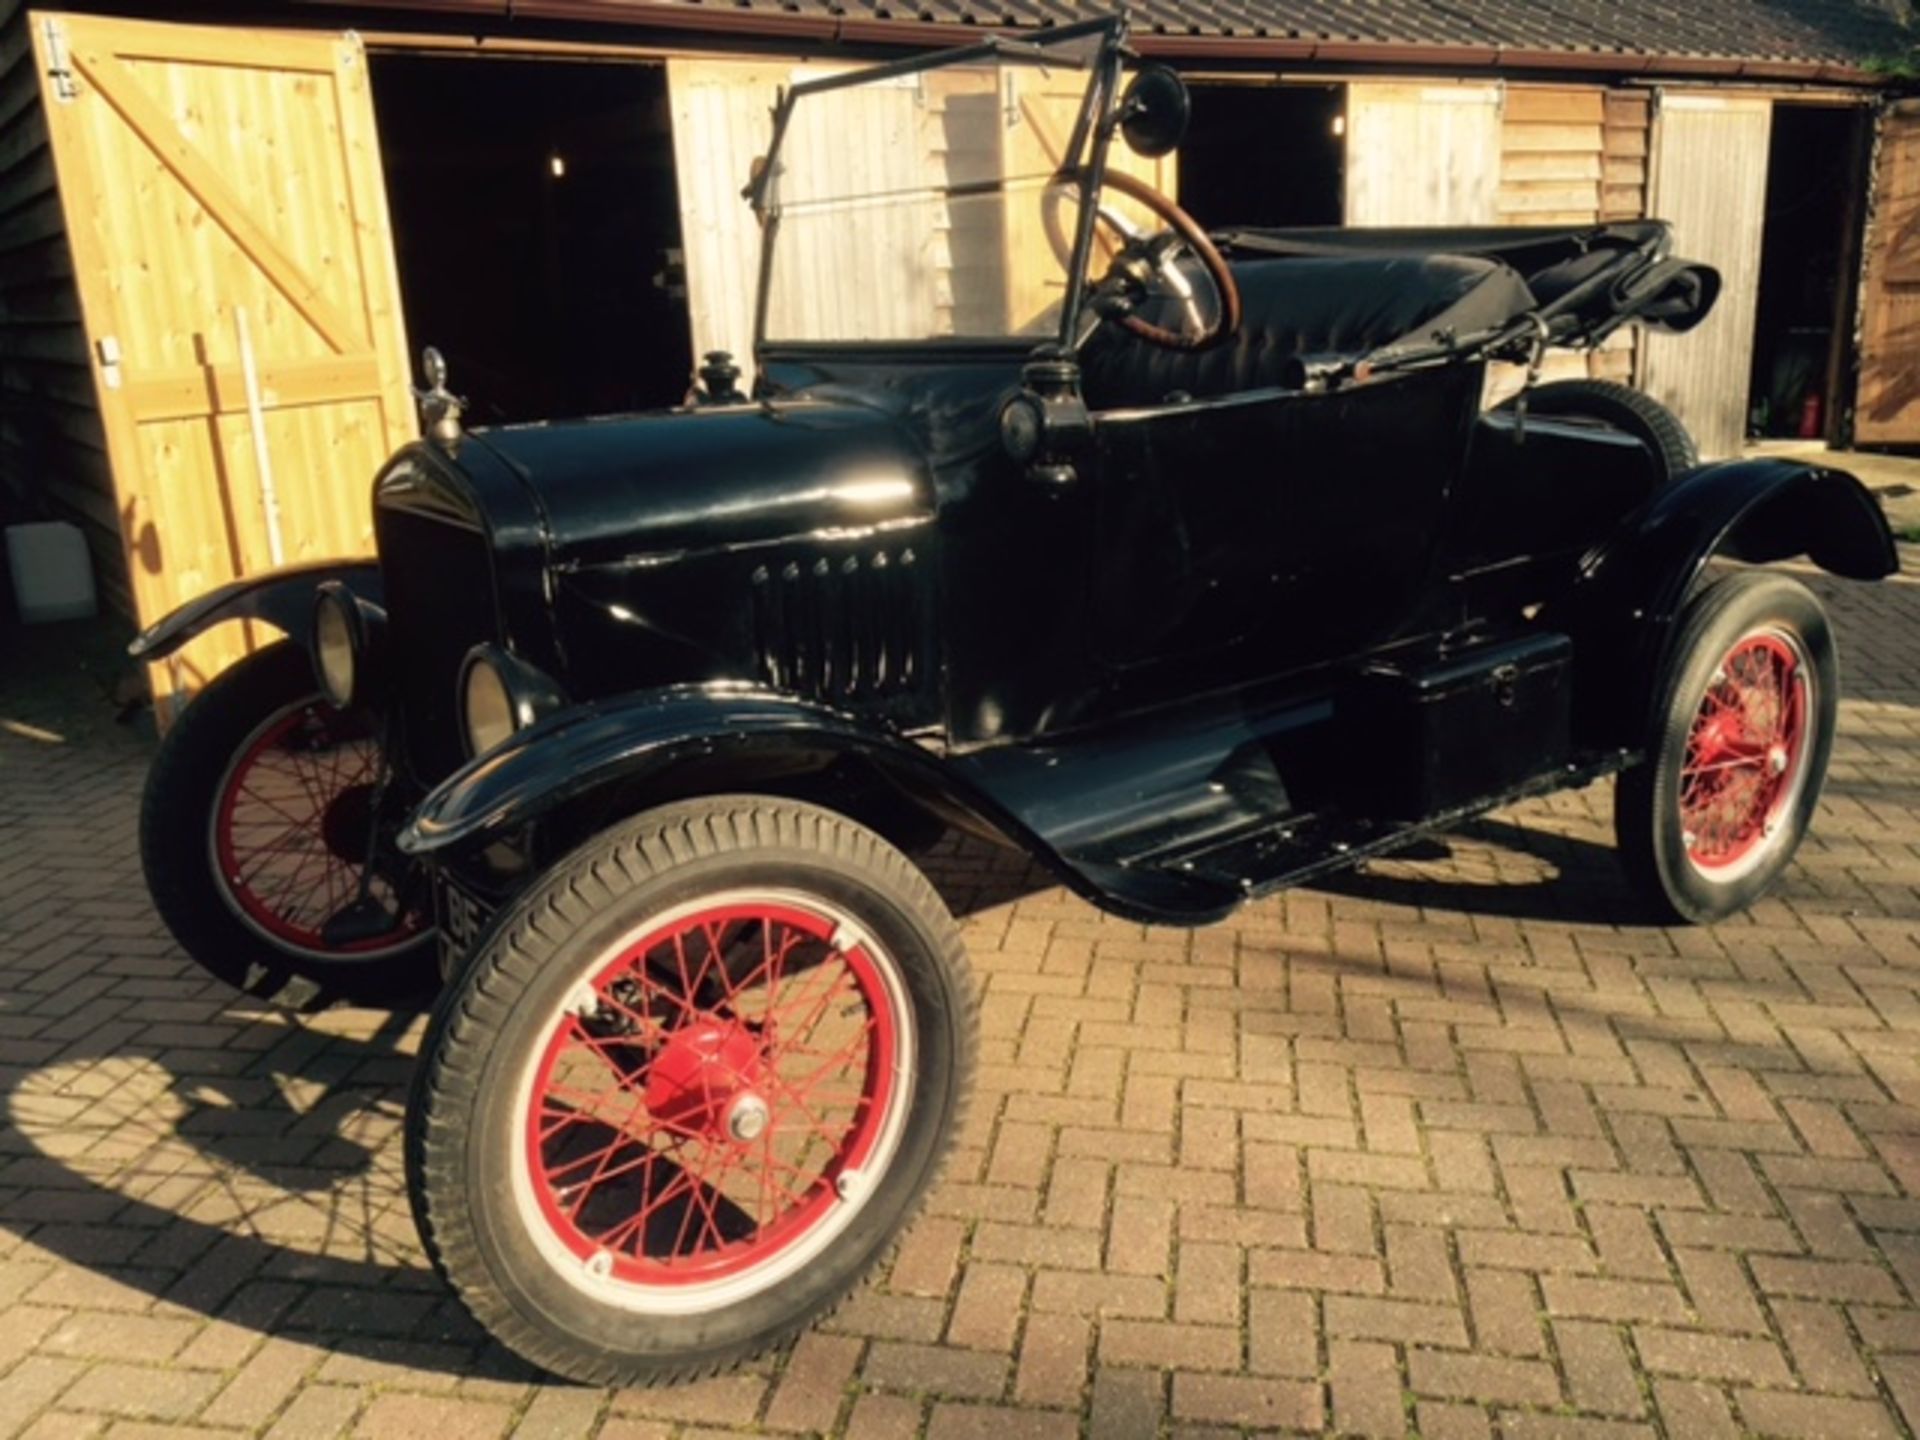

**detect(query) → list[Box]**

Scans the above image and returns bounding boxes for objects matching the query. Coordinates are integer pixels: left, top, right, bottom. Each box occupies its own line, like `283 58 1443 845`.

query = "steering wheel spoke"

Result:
1086 170 1241 353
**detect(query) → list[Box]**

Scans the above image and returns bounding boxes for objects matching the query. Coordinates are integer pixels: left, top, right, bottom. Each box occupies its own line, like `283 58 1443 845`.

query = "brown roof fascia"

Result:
1134 33 1878 84
322 0 1888 87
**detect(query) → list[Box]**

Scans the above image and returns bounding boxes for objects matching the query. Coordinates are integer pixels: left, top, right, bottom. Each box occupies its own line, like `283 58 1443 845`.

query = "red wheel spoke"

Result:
763 1077 860 1151
554 1138 669 1201
1682 754 1768 778
764 971 859 1048
232 780 323 831
522 896 900 1291
782 1019 878 1096
553 1110 652 1202
594 1164 695 1256
1679 631 1809 872
213 700 417 954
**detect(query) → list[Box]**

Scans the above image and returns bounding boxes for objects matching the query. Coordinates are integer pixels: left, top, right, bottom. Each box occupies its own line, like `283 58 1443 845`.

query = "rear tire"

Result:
1504 379 1698 481
1615 572 1837 924
140 642 437 1010
406 795 975 1385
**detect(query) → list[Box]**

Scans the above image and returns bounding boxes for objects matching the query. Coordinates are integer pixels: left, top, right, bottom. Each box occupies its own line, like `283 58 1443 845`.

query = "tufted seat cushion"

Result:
1079 254 1535 411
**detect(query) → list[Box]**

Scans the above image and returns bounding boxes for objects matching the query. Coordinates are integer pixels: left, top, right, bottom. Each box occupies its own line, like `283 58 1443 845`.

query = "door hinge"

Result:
41 19 76 103
96 336 122 391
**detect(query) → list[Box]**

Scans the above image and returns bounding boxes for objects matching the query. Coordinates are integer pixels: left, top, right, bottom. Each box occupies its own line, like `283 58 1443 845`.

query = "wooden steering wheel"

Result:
1091 169 1242 352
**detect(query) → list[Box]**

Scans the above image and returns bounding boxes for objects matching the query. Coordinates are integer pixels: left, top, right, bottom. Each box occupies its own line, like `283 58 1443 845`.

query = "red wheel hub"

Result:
1679 631 1808 874
211 700 419 956
642 1019 768 1141
521 897 903 1296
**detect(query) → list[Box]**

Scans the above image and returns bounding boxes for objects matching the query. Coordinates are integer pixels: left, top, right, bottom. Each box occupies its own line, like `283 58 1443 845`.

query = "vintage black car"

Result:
130 16 1897 1384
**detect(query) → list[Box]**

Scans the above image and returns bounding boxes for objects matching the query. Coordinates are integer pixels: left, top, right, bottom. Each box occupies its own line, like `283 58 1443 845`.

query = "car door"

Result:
1086 362 1483 686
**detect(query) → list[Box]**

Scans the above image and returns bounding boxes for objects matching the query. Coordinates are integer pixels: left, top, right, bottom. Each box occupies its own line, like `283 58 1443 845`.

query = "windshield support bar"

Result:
1055 30 1127 346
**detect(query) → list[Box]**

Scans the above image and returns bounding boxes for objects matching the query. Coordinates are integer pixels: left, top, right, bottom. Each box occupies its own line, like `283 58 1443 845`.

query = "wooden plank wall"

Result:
1593 91 1653 382
1853 100 1920 445
0 0 126 616
1488 84 1650 397
1500 86 1604 224
1602 91 1653 222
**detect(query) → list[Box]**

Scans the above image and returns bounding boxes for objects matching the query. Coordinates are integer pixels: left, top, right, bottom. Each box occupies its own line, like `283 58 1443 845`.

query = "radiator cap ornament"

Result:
415 346 465 453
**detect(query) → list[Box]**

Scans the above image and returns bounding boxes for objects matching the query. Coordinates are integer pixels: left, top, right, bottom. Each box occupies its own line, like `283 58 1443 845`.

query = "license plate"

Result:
436 873 496 972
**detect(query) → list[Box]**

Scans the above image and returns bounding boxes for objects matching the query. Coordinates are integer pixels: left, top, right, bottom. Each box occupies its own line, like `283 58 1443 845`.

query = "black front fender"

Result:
396 683 1047 865
128 560 382 662
1572 457 1897 742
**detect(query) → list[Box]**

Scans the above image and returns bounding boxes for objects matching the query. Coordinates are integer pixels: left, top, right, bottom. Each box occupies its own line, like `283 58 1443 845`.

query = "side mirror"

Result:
1119 65 1190 159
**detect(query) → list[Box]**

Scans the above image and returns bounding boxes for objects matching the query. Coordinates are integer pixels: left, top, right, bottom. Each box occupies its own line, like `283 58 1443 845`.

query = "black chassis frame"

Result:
131 16 1901 937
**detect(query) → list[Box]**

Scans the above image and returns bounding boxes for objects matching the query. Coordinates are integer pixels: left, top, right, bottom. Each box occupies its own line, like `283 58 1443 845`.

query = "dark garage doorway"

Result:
1179 82 1346 230
370 55 693 426
1747 102 1871 443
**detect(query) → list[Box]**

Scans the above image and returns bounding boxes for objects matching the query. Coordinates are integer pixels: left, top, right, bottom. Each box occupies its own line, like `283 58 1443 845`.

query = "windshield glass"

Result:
759 33 1106 346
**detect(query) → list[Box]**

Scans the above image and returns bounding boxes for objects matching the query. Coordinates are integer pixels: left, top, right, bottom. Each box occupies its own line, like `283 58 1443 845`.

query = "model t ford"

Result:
130 16 1896 1384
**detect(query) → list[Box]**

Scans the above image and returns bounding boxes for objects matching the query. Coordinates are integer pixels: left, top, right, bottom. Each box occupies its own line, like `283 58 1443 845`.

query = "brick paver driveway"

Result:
3 556 1919 1440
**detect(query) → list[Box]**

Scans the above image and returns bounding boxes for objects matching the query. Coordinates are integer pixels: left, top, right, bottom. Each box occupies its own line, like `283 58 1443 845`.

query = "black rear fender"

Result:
128 560 382 663
1570 458 1896 744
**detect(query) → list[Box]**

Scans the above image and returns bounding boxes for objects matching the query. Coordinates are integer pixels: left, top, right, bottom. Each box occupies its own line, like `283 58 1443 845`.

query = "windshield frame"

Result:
748 15 1129 360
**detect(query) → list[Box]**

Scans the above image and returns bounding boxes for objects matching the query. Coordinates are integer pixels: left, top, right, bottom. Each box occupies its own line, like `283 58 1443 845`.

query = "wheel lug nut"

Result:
726 1094 770 1143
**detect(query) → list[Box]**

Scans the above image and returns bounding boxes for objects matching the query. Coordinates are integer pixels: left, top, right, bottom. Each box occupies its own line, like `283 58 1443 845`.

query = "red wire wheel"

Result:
209 699 422 960
1677 627 1814 880
510 889 913 1313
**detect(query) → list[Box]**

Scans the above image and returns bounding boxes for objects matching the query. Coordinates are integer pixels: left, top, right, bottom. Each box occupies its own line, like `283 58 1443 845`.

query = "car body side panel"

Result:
1444 411 1660 577
1087 362 1482 682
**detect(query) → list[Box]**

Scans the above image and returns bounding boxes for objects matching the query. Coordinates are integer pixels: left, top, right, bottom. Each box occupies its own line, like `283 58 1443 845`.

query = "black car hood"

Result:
465 398 936 570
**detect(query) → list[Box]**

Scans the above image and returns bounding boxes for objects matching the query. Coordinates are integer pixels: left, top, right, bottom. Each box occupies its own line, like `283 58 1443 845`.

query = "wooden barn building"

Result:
0 0 1914 705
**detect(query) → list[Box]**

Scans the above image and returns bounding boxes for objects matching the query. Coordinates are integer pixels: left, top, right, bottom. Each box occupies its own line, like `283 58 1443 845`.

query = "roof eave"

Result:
324 0 1892 87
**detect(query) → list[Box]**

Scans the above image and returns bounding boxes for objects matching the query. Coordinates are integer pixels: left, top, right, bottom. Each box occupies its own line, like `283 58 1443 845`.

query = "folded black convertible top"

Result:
1214 219 1720 380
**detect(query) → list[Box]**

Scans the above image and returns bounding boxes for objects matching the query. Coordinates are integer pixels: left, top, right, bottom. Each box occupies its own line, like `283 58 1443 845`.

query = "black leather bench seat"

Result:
1079 254 1535 411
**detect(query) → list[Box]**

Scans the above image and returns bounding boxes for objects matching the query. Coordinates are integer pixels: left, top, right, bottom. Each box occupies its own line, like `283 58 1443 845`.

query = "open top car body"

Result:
197 21 1889 926
132 14 1897 1384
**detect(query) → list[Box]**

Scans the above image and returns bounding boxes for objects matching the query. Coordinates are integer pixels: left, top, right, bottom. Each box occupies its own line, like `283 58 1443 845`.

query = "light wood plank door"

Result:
1642 92 1772 461
669 57 1173 359
31 11 414 715
1855 100 1920 445
1346 83 1502 225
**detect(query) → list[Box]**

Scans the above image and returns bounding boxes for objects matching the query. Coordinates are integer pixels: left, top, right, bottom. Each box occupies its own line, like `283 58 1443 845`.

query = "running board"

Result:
1118 752 1635 915
954 668 1632 925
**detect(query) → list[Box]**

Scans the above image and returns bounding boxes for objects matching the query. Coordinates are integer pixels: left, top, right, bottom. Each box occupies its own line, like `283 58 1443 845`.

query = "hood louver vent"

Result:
751 548 927 704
